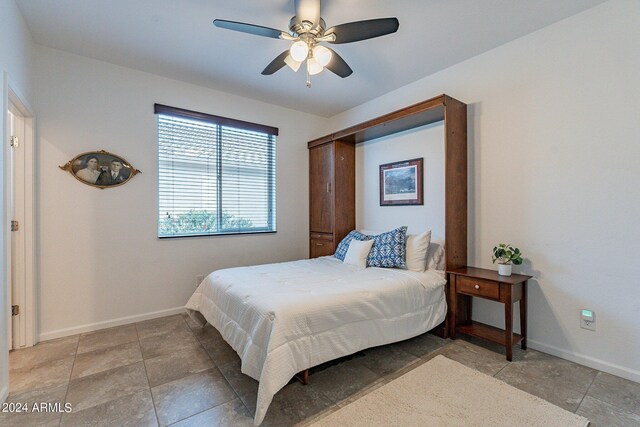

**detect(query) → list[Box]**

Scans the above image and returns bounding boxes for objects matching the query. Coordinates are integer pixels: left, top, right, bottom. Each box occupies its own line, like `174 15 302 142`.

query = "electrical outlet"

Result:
196 274 205 287
580 309 596 331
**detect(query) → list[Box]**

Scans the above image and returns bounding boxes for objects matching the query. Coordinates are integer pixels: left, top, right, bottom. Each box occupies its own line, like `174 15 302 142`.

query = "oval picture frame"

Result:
59 150 141 189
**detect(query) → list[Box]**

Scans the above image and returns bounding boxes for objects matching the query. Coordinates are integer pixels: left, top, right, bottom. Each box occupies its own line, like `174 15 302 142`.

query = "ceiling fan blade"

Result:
324 48 353 78
262 50 291 75
326 18 399 44
213 19 285 39
294 0 321 26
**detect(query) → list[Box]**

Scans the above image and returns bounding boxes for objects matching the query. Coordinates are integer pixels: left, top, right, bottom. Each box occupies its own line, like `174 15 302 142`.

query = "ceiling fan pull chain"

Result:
306 61 312 88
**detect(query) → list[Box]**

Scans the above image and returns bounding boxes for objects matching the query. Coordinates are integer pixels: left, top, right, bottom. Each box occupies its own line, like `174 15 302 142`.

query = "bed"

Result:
185 255 447 425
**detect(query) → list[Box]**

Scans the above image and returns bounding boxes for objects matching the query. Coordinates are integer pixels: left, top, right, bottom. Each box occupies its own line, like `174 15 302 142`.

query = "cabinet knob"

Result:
474 284 480 290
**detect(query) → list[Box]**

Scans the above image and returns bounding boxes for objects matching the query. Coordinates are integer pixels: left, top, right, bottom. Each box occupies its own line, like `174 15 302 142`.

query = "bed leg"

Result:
295 369 309 385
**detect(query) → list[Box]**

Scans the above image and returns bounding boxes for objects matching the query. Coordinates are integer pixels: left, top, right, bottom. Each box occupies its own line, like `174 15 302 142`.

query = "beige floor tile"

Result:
144 346 215 388
457 333 529 361
359 344 420 377
260 381 336 427
0 383 67 427
494 350 597 412
494 348 597 381
191 323 224 344
6 315 637 427
309 358 381 406
66 361 149 412
218 360 259 413
151 368 236 426
71 341 143 379
61 389 157 427
437 340 509 376
10 356 75 393
201 338 240 367
587 371 640 416
0 415 59 427
77 324 138 354
9 335 78 370
139 328 201 360
136 315 189 340
182 312 202 330
393 332 449 359
577 395 640 427
170 398 253 427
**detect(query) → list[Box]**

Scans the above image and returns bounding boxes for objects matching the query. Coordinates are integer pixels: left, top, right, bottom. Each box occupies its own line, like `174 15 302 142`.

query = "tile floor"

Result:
2 314 639 426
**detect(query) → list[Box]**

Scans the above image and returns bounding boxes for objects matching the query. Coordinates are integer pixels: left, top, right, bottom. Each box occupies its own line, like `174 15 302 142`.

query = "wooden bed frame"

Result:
302 94 468 383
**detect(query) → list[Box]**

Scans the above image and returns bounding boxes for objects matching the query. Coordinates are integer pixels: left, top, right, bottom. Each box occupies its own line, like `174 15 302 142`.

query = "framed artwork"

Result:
59 150 141 189
379 157 423 206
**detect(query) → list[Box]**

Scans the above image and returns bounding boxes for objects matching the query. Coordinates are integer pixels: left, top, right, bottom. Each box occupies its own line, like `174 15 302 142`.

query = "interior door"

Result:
309 143 333 233
8 107 26 350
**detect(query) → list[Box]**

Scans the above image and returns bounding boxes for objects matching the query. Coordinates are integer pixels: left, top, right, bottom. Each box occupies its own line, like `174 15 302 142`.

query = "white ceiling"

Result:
16 0 606 117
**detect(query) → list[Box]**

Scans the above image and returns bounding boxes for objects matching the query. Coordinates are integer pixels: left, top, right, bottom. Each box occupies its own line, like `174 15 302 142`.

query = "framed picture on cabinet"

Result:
379 158 423 206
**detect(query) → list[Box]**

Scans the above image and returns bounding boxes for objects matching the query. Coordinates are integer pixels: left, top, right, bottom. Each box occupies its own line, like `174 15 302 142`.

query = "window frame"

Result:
155 104 278 239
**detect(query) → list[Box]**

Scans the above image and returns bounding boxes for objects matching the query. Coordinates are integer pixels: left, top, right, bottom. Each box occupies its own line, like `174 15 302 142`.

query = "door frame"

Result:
3 72 37 349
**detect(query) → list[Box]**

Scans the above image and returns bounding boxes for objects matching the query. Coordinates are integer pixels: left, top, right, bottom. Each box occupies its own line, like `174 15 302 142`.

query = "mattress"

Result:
185 256 447 425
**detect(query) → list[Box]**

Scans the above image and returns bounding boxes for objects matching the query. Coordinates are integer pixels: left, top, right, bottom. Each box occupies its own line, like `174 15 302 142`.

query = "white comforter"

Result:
185 256 447 425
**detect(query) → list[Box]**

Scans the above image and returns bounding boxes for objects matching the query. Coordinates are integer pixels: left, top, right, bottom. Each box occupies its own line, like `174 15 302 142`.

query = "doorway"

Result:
4 78 36 350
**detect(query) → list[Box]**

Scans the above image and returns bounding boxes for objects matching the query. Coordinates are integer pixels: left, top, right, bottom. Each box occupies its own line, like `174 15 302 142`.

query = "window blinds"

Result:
156 106 276 238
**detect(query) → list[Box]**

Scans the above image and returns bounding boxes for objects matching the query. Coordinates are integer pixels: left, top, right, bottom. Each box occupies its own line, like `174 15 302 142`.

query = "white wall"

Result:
326 0 640 382
355 123 445 240
33 46 326 339
0 0 34 403
0 0 33 99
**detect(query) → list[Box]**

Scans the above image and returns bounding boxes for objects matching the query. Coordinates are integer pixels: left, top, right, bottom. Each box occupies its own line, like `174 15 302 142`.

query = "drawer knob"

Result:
315 243 323 246
474 284 480 290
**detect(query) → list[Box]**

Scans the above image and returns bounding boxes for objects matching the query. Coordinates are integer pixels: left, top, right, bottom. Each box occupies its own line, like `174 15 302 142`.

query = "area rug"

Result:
310 355 589 427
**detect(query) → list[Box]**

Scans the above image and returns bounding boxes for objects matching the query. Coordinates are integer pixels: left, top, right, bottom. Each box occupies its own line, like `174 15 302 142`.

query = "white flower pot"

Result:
498 263 512 276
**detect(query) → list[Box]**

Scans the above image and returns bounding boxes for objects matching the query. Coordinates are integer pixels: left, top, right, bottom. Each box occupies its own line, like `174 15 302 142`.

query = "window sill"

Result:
158 230 277 239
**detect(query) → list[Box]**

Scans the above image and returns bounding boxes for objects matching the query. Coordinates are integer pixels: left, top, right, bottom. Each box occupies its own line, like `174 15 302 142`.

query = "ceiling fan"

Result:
213 0 399 87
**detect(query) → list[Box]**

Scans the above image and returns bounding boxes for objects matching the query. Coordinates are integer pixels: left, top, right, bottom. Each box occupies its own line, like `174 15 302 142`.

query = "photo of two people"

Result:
63 150 140 188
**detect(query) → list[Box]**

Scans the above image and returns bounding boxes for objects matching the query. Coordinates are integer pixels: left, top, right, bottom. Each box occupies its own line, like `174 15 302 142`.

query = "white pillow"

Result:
426 240 445 270
405 231 432 272
343 239 374 268
358 229 382 236
360 229 434 272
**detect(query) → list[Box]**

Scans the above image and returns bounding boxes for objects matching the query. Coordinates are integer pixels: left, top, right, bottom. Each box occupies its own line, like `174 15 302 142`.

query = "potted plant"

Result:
492 243 523 276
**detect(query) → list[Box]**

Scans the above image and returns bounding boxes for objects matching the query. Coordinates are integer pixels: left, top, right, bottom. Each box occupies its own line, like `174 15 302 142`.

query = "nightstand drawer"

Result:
457 276 500 300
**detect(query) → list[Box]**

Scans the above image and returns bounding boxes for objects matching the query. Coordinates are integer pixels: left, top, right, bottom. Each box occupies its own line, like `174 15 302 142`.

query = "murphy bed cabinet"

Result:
308 95 467 338
309 140 355 258
307 94 467 287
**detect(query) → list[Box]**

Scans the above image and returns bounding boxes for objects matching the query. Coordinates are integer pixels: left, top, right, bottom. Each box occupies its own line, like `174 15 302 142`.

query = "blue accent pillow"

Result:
367 226 408 268
334 230 371 261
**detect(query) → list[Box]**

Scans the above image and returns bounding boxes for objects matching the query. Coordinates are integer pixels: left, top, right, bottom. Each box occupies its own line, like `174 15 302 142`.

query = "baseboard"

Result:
0 384 8 403
528 339 640 383
38 307 186 342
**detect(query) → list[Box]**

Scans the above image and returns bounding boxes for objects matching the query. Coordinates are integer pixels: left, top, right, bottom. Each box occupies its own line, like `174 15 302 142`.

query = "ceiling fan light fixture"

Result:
290 40 309 62
284 54 302 72
307 57 324 75
312 45 332 67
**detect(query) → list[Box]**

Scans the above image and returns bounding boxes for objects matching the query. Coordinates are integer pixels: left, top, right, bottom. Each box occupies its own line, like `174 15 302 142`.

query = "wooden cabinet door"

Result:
310 238 335 258
309 143 334 233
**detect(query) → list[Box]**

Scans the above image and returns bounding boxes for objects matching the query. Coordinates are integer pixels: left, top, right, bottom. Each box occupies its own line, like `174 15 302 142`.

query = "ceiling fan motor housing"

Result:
288 16 326 38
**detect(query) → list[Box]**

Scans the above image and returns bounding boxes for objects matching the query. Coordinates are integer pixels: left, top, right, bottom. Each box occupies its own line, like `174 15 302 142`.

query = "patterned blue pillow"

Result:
334 230 371 261
367 226 408 268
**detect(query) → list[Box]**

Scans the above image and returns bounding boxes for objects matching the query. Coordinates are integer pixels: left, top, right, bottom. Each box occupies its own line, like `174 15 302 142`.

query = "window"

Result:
155 104 277 238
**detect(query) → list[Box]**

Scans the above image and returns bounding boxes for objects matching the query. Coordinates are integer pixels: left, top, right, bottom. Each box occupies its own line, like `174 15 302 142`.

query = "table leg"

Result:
505 288 513 361
449 276 457 339
520 281 527 350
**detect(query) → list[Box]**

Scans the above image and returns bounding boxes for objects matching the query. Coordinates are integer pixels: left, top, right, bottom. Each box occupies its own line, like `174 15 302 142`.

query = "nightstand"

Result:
447 267 532 361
